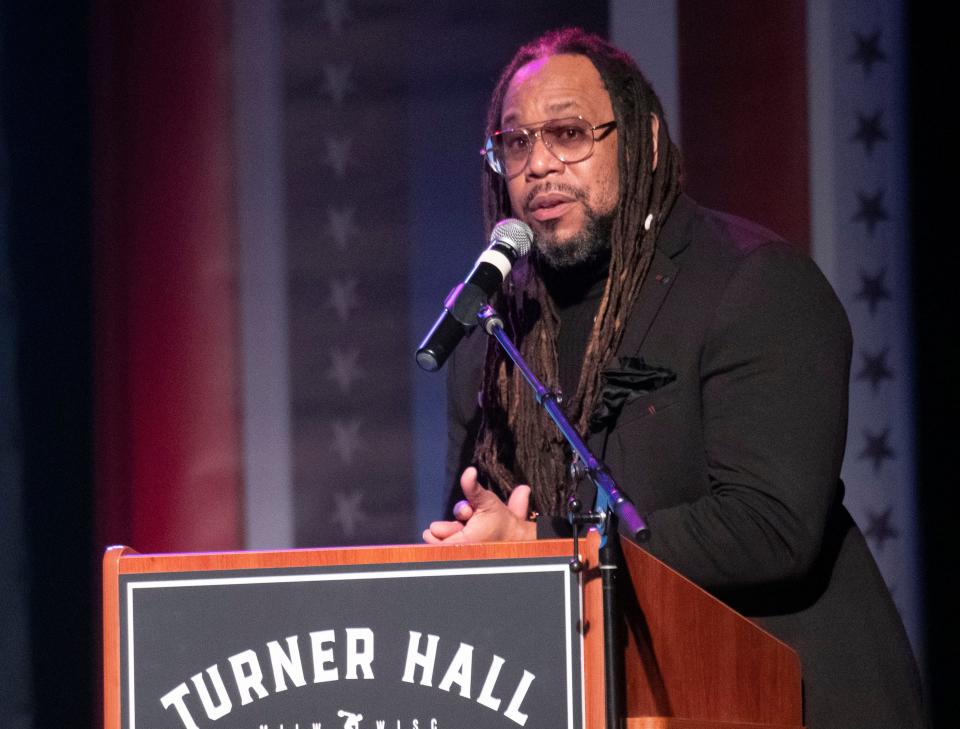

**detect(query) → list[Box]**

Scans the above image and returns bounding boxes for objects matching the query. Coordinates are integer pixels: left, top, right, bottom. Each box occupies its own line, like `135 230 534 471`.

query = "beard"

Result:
524 183 616 269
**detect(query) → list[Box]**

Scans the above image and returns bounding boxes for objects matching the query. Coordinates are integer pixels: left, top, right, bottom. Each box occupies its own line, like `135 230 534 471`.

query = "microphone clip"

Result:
444 281 489 328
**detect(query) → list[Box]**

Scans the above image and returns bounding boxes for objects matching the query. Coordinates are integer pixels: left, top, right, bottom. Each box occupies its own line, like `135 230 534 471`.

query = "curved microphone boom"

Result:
416 218 533 372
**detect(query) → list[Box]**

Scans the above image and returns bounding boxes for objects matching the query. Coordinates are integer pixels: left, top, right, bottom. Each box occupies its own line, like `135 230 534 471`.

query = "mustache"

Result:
522 182 589 212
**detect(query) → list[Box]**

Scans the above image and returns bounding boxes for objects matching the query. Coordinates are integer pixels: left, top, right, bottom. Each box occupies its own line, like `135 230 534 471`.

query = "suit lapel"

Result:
616 248 679 357
614 194 698 357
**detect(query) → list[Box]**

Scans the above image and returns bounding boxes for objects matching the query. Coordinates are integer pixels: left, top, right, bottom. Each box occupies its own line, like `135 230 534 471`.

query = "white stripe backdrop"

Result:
807 0 923 665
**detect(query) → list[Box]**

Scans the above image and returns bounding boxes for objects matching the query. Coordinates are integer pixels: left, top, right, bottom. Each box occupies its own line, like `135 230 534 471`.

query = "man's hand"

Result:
422 467 537 544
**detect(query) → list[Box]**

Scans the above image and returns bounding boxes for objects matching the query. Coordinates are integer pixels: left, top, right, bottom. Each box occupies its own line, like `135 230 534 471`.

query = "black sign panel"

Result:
119 557 583 729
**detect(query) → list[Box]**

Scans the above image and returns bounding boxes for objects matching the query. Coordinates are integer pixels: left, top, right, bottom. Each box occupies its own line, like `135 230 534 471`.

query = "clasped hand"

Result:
422 467 537 544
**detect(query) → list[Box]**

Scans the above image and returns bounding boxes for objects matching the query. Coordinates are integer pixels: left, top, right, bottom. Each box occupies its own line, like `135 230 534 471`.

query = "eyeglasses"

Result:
482 116 617 178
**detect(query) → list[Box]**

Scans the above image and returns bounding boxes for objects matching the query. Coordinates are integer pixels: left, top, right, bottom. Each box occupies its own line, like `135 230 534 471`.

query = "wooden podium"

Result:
104 534 802 729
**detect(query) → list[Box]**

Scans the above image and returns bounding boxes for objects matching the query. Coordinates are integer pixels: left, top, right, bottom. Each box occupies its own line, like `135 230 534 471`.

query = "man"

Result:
424 28 925 728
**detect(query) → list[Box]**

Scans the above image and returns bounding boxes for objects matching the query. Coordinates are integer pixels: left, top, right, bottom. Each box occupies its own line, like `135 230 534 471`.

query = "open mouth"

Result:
528 194 576 222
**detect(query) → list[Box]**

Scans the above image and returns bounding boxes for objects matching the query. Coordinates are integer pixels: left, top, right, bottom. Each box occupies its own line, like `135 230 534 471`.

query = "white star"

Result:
327 346 363 393
322 0 351 34
324 136 352 177
322 63 352 107
328 278 358 321
333 489 365 537
331 418 362 464
327 206 357 250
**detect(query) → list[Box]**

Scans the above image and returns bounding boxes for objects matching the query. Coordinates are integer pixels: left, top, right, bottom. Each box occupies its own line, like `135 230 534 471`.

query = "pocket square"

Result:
589 357 676 432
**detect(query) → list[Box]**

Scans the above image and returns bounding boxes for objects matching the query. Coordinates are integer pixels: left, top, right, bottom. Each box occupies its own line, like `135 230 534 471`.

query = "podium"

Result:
104 534 802 729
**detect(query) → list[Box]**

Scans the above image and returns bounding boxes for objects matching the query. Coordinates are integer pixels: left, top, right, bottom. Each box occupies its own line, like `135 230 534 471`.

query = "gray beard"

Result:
534 205 615 269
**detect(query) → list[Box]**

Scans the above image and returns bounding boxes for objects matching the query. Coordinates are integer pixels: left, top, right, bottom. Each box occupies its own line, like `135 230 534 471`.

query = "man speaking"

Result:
422 28 925 729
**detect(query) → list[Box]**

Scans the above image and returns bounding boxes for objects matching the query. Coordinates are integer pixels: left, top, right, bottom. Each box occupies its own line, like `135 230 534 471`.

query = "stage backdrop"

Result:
92 0 923 674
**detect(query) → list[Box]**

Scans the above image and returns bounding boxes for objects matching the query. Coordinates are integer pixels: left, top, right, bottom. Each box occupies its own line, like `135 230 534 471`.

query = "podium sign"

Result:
117 556 584 729
106 535 802 729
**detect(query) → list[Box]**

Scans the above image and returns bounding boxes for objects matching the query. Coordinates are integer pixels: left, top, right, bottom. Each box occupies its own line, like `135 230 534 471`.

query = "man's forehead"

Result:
508 55 552 85
501 54 610 126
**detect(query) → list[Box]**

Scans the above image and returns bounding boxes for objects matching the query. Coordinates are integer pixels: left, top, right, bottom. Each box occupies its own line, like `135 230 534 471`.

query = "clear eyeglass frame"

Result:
481 116 617 177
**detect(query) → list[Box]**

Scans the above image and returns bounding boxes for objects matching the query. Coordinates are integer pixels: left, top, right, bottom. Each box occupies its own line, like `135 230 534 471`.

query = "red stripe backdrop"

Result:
677 0 810 251
92 1 242 553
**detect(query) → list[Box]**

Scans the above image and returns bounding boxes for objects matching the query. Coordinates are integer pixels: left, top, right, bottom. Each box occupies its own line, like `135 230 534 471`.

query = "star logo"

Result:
327 206 358 250
850 30 887 76
859 428 895 473
854 268 892 315
327 346 363 394
323 0 351 34
324 136 352 177
863 506 899 551
852 189 889 236
855 347 894 393
333 490 365 537
322 63 352 107
331 418 362 464
328 278 358 322
851 109 888 155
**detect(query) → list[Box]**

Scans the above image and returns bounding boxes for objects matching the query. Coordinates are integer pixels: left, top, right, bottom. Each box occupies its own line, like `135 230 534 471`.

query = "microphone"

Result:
416 218 533 372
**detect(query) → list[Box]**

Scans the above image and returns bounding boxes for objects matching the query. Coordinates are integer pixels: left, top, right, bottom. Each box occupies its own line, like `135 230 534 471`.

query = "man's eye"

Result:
502 133 528 152
546 124 588 147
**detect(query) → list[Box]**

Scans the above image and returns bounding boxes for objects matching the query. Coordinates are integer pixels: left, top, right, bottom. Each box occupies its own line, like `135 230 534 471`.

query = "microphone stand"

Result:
476 305 649 729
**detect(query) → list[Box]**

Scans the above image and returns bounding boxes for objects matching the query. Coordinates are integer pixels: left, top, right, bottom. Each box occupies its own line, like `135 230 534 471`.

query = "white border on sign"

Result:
124 562 583 729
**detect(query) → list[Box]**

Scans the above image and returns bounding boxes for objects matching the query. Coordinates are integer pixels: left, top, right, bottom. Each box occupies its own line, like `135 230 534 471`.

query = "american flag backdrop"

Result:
234 1 607 549
231 0 923 661
281 0 420 547
807 0 923 661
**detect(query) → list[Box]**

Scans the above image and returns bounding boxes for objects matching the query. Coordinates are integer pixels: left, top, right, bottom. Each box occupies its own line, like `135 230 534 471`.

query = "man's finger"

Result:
459 467 483 502
506 484 532 521
425 519 465 541
461 466 506 513
452 499 474 522
422 523 466 544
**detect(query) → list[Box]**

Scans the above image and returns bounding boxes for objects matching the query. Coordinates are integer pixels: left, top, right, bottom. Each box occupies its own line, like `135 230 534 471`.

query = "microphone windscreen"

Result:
490 218 533 257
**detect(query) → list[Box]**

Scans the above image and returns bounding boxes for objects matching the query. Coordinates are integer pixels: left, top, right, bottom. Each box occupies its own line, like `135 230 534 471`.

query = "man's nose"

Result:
525 132 563 177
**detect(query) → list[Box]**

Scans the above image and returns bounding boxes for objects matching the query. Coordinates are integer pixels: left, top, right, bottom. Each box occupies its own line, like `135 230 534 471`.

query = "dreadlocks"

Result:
473 28 683 515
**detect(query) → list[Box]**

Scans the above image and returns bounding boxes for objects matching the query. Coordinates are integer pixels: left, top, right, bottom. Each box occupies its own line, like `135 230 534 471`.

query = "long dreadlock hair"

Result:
473 28 683 515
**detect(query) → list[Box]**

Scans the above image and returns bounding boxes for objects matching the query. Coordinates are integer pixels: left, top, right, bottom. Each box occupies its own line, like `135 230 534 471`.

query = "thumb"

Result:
460 467 496 510
506 484 531 522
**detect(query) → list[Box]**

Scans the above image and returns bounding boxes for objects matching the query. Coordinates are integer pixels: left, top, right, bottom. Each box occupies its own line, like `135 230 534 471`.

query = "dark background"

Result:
908 3 957 724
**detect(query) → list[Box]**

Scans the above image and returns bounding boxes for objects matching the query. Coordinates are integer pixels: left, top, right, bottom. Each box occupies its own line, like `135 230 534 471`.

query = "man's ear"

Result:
651 113 660 171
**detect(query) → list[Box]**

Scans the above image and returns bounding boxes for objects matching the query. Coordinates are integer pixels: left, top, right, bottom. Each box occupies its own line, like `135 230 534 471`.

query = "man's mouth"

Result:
527 193 577 222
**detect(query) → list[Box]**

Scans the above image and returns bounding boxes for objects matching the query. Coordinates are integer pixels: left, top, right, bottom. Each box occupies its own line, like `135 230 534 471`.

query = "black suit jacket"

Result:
446 195 926 728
